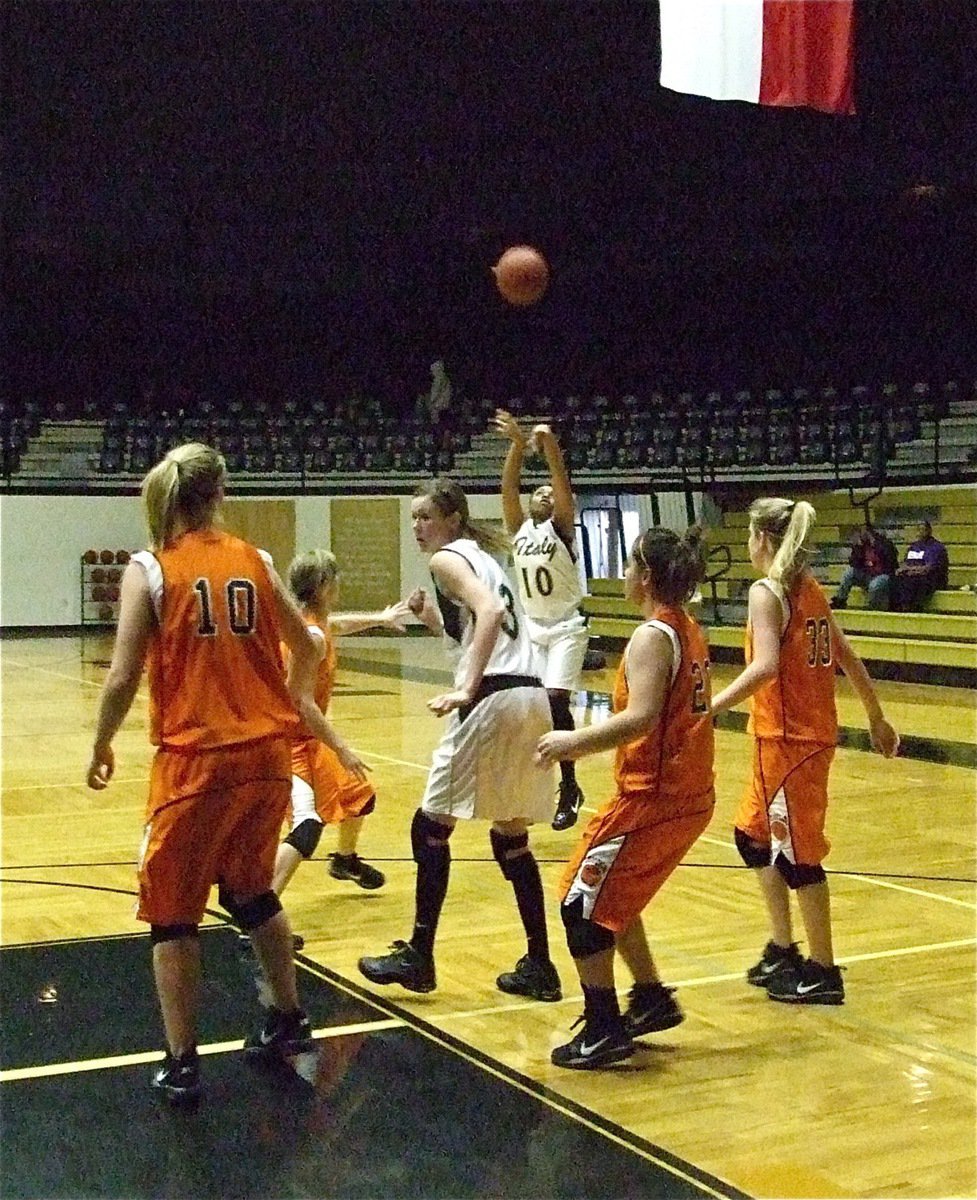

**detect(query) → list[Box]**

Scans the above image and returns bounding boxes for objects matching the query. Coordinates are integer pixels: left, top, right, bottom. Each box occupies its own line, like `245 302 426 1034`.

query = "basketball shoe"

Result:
623 982 684 1037
151 1049 201 1105
746 940 803 989
551 1015 634 1070
552 781 585 831
496 954 562 1002
358 941 436 993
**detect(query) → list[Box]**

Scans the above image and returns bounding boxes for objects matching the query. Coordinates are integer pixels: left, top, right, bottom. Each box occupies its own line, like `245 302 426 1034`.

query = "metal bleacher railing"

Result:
2 380 975 493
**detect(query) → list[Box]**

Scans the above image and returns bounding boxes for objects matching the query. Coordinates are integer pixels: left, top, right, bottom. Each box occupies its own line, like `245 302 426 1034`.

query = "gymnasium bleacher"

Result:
582 484 977 684
2 378 976 492
2 381 974 686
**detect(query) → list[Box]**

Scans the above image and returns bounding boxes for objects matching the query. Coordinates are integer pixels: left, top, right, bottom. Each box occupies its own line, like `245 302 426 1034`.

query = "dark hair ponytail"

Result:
632 524 706 605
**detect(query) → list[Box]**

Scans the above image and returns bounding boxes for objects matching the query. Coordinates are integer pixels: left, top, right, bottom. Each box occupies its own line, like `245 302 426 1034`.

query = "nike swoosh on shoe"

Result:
579 1036 612 1056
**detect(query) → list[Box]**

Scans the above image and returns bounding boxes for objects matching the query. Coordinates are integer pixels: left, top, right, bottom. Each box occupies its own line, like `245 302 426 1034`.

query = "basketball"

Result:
116 549 131 564
99 549 115 564
492 245 549 307
82 550 98 565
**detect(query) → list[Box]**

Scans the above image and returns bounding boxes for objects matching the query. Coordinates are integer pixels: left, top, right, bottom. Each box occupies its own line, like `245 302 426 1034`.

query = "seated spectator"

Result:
892 521 949 611
830 523 898 610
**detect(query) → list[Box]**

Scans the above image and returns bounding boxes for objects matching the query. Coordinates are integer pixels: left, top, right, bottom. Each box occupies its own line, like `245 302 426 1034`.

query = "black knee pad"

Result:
219 886 282 931
560 898 614 959
776 856 827 890
490 828 529 881
284 817 323 859
359 794 376 818
548 691 575 731
150 923 199 945
735 826 771 869
411 810 453 866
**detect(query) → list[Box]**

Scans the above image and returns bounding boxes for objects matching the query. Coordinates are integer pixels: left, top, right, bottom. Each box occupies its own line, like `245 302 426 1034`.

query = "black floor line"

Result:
3 860 974 886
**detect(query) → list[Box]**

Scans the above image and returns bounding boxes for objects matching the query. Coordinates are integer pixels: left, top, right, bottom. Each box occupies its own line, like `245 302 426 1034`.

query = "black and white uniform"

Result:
421 538 554 822
511 517 588 692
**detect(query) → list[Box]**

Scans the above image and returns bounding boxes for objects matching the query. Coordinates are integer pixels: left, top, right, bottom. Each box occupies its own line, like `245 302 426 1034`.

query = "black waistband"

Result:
458 673 542 724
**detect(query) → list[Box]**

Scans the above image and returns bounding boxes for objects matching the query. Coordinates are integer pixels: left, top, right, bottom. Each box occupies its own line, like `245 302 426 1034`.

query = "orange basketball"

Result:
82 550 98 564
99 549 115 564
492 245 549 307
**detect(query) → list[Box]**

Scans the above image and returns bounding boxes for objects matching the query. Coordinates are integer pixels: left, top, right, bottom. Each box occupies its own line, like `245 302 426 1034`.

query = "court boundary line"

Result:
0 925 748 1200
0 1019 405 1083
288 956 750 1200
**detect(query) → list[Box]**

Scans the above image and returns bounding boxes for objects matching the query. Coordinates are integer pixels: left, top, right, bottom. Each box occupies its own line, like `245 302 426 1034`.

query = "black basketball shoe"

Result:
551 1015 634 1070
151 1049 201 1105
358 940 436 993
623 982 684 1037
496 954 562 1002
746 940 803 989
244 1007 315 1060
552 781 585 831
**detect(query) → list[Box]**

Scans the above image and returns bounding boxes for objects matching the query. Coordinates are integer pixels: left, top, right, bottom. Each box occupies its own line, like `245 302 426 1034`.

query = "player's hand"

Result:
535 730 576 767
870 717 900 758
336 743 370 781
427 689 471 717
492 409 527 446
408 587 443 632
87 744 115 790
381 599 413 631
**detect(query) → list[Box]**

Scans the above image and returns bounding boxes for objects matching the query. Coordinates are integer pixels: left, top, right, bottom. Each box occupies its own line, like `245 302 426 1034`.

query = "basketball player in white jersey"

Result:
494 410 589 831
358 478 563 1003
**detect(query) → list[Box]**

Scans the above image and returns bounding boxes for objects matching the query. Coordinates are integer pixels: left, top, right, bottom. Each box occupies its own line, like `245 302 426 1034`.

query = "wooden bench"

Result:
582 484 977 680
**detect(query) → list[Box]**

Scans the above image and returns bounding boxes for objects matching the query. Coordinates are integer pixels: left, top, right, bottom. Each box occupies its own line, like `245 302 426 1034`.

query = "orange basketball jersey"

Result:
137 530 299 749
612 605 715 815
746 573 838 745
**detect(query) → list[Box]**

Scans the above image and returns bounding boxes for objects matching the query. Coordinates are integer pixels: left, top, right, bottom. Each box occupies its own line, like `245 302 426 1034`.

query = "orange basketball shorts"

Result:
735 738 835 867
559 792 714 933
138 736 291 926
289 737 374 826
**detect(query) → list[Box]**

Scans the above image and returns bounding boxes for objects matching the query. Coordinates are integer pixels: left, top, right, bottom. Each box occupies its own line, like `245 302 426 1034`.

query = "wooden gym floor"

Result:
2 632 974 1199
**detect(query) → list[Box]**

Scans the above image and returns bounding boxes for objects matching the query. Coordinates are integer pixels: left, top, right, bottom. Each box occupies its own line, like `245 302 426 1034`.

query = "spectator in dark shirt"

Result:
830 524 898 611
892 521 949 611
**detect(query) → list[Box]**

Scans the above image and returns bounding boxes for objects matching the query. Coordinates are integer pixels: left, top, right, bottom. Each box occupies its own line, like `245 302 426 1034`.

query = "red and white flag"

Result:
659 0 855 115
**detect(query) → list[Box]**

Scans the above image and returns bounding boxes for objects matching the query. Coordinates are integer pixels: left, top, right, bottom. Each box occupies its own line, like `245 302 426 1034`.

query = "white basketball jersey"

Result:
512 517 584 622
435 538 539 685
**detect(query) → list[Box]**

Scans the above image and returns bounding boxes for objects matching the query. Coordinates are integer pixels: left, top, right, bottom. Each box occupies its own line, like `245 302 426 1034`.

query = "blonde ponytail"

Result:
749 497 817 590
141 442 226 550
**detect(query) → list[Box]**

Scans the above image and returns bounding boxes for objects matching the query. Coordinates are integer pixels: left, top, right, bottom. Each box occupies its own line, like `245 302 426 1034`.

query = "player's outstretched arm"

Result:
492 408 528 535
329 598 412 636
532 423 575 540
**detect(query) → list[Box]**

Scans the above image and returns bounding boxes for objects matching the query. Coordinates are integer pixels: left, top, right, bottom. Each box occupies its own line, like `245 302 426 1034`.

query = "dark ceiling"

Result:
5 0 976 408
